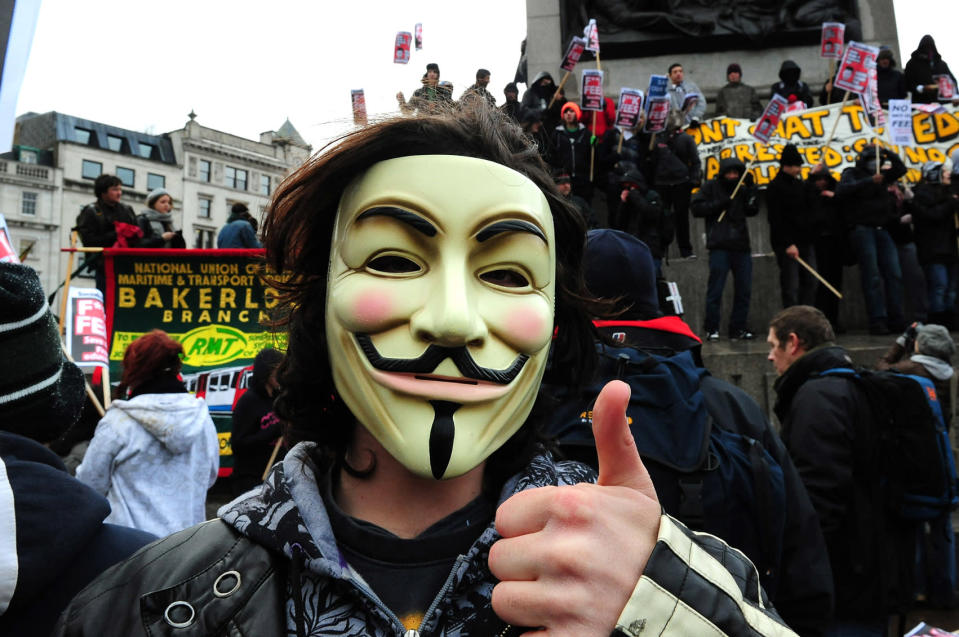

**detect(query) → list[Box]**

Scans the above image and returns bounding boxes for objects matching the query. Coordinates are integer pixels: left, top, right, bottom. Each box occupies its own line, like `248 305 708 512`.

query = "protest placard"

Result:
0 215 17 263
834 41 879 94
937 75 956 101
581 70 605 111
583 18 599 53
785 101 806 116
888 99 913 145
560 36 587 72
351 89 367 126
753 94 789 144
394 32 412 64
414 23 422 50
647 74 669 102
644 97 670 133
66 288 109 369
616 88 644 128
820 22 844 59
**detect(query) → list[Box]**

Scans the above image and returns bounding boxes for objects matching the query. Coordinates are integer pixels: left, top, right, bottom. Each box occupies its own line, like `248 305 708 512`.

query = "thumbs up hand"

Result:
489 380 661 636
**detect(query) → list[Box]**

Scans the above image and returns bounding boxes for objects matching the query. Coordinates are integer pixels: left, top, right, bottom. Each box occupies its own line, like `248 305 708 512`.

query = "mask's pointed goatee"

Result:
428 400 460 479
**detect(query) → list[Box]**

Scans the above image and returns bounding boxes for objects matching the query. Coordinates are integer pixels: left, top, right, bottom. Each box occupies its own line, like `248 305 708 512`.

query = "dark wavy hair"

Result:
262 104 599 489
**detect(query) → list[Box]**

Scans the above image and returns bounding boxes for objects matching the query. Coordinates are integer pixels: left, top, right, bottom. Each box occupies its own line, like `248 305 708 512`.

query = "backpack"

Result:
543 344 788 596
819 367 959 520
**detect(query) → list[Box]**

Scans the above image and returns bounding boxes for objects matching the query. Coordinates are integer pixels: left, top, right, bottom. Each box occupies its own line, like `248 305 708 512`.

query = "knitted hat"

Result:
917 324 956 362
146 188 170 209
0 263 85 442
561 101 582 121
552 168 571 184
779 144 803 166
426 62 440 75
584 229 662 320
726 63 742 76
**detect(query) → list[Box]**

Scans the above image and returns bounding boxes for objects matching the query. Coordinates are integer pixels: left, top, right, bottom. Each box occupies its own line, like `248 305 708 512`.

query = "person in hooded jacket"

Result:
500 82 524 122
771 60 814 109
649 109 701 258
876 48 907 106
807 165 845 332
616 169 667 274
231 348 286 495
0 263 154 637
520 71 565 131
76 330 219 537
551 101 592 201
767 144 817 308
904 35 957 105
136 188 185 249
837 146 908 334
912 161 959 327
691 156 759 341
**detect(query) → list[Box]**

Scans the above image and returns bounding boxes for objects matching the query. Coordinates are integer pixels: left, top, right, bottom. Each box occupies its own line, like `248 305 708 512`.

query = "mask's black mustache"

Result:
355 334 528 385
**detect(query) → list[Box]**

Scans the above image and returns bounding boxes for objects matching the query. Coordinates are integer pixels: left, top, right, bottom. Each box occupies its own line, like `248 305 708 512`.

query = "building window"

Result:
199 159 211 182
224 166 247 190
74 128 93 145
198 197 211 219
19 149 37 164
21 192 37 216
147 173 165 191
137 142 154 159
116 167 134 187
107 135 124 152
81 159 102 180
194 227 215 249
260 175 271 196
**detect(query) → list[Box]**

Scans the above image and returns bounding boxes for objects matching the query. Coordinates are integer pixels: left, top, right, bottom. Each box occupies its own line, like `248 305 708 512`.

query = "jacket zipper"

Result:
412 554 469 636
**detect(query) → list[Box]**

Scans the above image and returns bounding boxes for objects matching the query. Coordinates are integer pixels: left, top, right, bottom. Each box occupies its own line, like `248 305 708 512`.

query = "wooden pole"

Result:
101 367 111 409
797 255 843 299
61 345 105 418
58 231 77 336
648 131 657 151
262 438 283 481
617 128 624 154
827 59 836 104
821 91 851 152
547 71 571 110
876 135 881 176
590 110 597 181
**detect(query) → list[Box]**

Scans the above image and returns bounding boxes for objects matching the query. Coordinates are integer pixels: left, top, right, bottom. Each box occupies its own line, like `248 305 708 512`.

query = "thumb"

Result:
592 380 657 499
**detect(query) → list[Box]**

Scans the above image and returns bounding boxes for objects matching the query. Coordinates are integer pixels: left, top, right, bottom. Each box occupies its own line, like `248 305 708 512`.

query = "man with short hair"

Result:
397 62 453 115
217 202 261 248
667 63 706 126
769 305 911 636
460 68 496 108
715 63 763 120
76 174 138 295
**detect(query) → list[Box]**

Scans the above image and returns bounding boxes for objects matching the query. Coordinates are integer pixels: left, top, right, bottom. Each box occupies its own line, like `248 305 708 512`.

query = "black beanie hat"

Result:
779 144 803 167
584 229 662 320
727 63 742 76
0 264 86 443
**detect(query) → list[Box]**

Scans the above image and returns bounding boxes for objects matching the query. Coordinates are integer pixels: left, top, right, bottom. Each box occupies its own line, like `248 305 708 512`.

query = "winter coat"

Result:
230 386 282 494
459 83 496 108
76 390 219 537
771 61 814 109
551 124 590 179
904 36 956 104
805 172 843 239
691 157 759 252
56 442 798 637
715 82 763 120
912 182 959 264
76 200 137 249
773 345 913 622
136 209 185 249
621 185 667 259
521 71 564 131
766 170 813 248
649 127 701 186
217 212 262 248
0 432 154 637
877 64 907 106
500 99 524 122
668 78 706 125
836 150 907 227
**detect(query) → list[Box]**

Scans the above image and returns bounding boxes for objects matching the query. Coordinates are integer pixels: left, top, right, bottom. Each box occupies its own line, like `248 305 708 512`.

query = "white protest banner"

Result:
753 94 789 144
820 22 844 59
581 70 604 111
351 89 367 126
583 18 599 53
937 75 957 101
616 88 644 128
687 103 959 186
888 99 913 145
0 214 17 263
393 32 412 64
414 23 422 50
65 288 109 369
834 41 879 95
785 101 806 116
645 97 670 133
560 36 587 72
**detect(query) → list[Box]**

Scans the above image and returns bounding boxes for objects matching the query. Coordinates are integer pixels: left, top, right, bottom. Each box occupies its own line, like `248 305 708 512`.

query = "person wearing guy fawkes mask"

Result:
57 108 798 637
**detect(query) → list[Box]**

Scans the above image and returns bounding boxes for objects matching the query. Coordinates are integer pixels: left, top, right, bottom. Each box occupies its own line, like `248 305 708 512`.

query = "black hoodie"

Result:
690 156 759 252
0 432 154 636
904 35 956 104
771 60 814 108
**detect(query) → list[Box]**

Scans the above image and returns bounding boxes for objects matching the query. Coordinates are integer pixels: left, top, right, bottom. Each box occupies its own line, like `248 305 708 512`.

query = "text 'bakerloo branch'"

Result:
688 103 959 185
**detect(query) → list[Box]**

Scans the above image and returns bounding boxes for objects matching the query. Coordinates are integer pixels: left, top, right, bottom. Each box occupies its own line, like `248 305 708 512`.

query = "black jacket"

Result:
766 170 812 248
836 149 907 227
771 61 814 109
621 185 667 259
877 64 906 106
912 182 959 264
904 36 956 104
0 432 154 637
76 200 137 249
649 127 701 186
691 157 758 252
551 124 589 179
805 172 843 238
773 345 908 622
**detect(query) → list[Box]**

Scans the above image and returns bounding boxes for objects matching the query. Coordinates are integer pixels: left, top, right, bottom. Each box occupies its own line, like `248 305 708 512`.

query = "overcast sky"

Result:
8 0 957 152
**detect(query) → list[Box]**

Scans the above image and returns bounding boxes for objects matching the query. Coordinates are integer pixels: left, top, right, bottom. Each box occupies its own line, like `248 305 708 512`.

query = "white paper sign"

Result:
887 99 913 145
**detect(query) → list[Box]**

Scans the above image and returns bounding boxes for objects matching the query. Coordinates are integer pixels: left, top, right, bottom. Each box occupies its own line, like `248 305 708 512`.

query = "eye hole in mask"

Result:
480 269 530 288
367 254 422 274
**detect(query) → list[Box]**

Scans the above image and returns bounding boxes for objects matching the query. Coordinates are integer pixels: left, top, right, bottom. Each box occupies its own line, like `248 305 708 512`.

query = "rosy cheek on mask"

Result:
502 305 552 352
349 289 395 332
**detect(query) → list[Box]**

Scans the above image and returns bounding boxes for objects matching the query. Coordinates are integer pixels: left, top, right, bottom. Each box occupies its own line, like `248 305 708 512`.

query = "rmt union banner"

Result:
104 248 286 379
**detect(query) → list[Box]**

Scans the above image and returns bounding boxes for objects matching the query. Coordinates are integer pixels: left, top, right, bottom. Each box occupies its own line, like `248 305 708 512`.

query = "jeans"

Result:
774 243 817 308
924 263 959 315
897 242 928 323
705 249 752 333
849 225 904 329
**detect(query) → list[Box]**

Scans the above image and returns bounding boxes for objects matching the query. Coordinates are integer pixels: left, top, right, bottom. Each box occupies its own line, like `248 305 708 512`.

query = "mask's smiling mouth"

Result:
414 374 478 385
